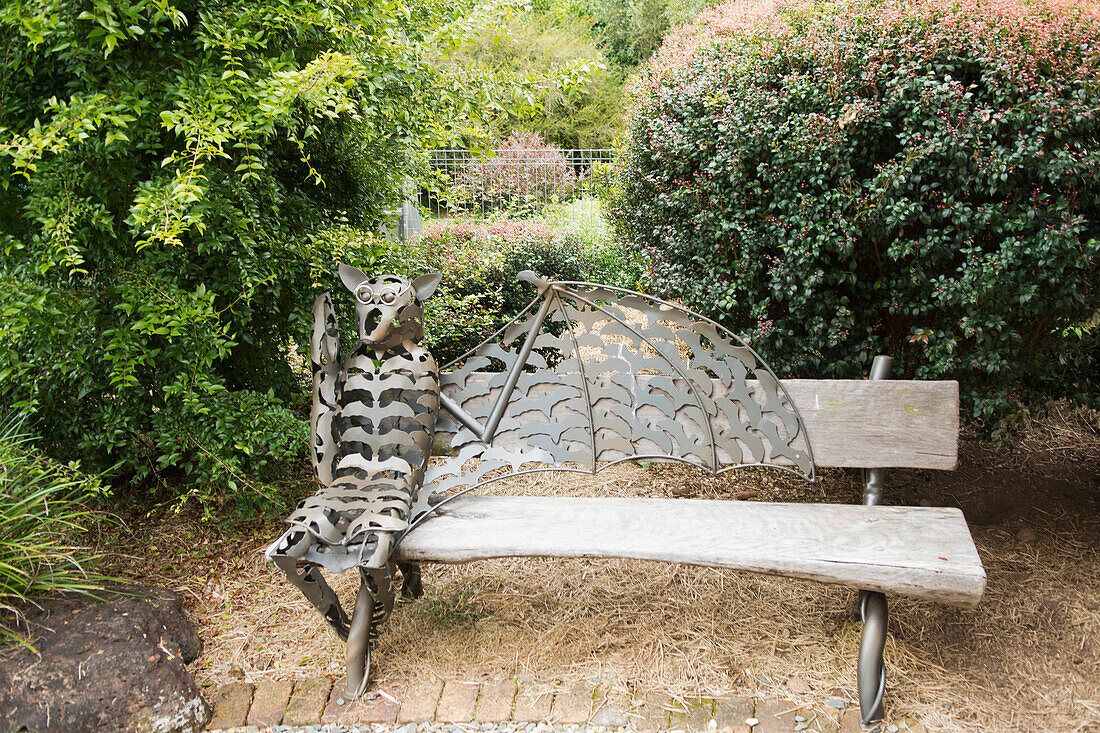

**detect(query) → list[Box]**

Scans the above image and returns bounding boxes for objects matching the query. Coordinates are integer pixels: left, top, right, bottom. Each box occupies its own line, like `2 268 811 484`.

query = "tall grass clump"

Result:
0 419 109 644
615 0 1100 429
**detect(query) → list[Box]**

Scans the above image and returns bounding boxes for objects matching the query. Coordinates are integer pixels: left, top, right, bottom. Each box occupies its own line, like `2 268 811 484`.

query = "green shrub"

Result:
438 12 623 148
371 203 647 363
0 0 537 511
585 0 673 66
0 418 109 645
543 0 722 67
615 0 1100 425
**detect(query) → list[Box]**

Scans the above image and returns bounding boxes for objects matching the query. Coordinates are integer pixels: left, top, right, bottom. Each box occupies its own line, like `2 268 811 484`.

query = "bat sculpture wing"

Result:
409 272 814 529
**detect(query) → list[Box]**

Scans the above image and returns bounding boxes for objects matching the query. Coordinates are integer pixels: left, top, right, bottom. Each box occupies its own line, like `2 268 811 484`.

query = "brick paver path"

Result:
205 676 928 732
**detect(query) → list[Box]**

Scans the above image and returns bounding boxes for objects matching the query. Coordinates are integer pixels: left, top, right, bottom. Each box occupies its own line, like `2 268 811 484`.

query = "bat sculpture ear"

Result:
412 272 442 300
338 263 370 293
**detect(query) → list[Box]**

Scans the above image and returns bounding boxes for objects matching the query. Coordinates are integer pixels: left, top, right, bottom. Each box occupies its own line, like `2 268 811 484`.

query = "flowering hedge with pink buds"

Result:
614 0 1100 425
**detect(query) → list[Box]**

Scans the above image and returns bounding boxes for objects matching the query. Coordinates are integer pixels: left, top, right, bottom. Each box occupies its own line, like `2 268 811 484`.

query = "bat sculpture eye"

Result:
355 284 373 304
381 289 397 304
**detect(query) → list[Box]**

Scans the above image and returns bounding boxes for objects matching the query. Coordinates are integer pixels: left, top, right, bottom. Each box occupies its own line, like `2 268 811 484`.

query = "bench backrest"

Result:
434 375 959 471
777 379 958 469
419 280 959 517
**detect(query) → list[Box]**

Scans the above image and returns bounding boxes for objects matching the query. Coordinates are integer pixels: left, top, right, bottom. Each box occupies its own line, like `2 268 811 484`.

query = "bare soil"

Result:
105 403 1100 732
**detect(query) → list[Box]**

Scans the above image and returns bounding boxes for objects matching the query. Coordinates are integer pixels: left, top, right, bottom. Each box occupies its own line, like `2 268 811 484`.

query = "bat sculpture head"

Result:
338 263 441 351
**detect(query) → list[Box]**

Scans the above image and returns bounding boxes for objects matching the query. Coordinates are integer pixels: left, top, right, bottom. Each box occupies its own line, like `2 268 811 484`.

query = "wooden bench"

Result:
394 355 985 728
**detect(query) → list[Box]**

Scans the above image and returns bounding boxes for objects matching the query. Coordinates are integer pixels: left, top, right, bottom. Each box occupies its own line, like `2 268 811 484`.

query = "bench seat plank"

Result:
395 495 986 608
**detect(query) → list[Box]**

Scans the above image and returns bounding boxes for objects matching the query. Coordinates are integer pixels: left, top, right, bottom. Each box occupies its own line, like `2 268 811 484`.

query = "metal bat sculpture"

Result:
269 267 813 702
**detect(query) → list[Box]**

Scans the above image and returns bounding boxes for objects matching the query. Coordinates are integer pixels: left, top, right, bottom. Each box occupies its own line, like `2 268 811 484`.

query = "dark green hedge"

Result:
614 0 1100 426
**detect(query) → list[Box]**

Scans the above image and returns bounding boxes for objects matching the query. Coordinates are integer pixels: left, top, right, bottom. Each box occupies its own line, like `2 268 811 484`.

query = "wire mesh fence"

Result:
423 148 616 219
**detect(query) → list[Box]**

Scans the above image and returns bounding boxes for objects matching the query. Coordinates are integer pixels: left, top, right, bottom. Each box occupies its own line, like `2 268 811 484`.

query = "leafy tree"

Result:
537 0 721 68
430 9 616 148
0 0 583 513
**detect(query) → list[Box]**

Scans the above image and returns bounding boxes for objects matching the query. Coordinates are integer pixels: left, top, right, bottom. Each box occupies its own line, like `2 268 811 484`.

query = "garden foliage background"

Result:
0 0 608 516
0 0 1098 622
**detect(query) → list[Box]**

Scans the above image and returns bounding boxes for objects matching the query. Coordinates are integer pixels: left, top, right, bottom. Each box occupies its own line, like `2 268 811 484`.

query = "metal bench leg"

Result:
856 354 892 728
398 561 424 599
858 590 888 727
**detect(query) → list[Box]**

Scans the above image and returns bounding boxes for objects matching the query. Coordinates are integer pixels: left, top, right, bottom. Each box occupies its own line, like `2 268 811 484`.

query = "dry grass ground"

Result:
106 403 1100 732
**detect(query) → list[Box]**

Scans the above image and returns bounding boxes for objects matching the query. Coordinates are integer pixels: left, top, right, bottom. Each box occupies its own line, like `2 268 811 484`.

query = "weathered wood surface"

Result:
438 375 959 470
781 379 959 469
396 495 985 607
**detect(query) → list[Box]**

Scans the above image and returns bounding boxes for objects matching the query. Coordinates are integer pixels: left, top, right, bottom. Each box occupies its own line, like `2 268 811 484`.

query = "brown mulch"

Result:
103 402 1100 733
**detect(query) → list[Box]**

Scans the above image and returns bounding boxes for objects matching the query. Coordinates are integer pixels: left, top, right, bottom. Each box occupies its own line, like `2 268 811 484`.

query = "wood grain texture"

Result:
395 495 986 607
438 374 959 470
780 379 959 469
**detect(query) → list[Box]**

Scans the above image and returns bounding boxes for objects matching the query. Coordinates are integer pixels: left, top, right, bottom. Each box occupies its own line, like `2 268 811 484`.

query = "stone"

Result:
748 702 803 733
248 680 294 727
667 697 715 731
0 586 210 732
208 682 254 729
589 684 631 728
713 697 754 733
512 682 554 723
839 710 875 733
324 678 405 725
436 680 479 723
477 678 517 722
627 692 671 732
284 676 334 726
1016 527 1038 543
398 678 444 724
787 678 812 696
551 681 596 724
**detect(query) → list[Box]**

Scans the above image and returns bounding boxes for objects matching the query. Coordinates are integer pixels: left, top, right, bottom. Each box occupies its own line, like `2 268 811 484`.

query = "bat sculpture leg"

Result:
342 565 395 702
269 530 350 639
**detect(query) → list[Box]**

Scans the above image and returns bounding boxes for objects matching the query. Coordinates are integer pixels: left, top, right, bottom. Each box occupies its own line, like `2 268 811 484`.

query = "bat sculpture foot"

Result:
268 531 350 639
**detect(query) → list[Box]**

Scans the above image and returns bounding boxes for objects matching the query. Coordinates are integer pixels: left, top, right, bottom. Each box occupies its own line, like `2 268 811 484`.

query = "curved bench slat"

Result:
395 495 986 608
